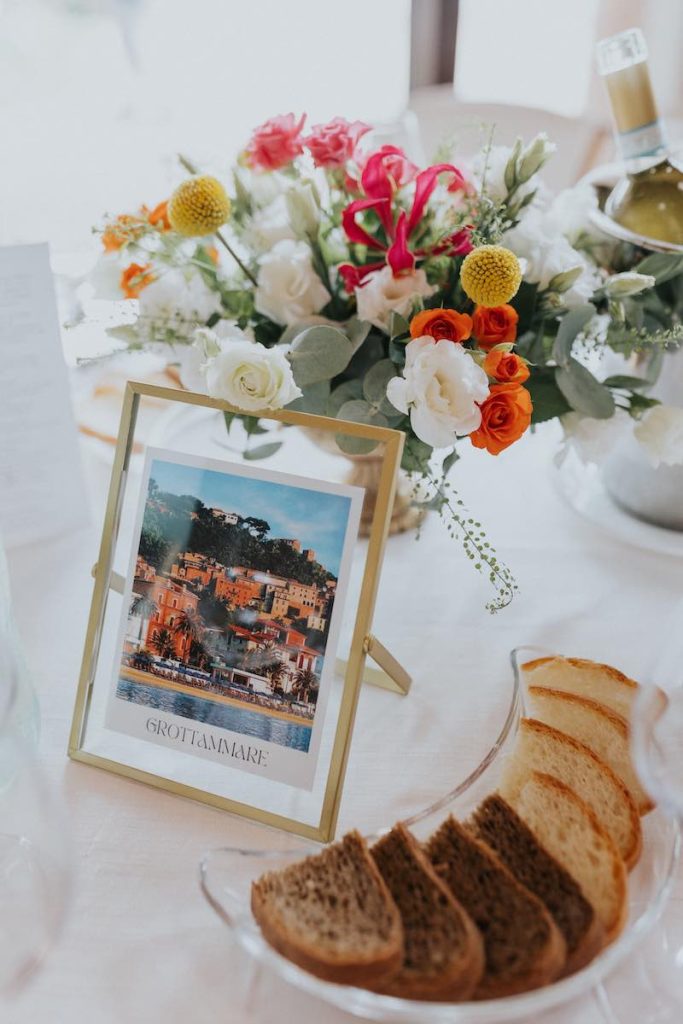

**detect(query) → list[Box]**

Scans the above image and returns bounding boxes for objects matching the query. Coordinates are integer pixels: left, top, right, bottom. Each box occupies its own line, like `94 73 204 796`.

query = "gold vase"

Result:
305 429 424 537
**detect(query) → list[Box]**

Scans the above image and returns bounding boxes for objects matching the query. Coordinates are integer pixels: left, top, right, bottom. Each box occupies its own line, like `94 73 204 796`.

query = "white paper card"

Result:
0 243 88 547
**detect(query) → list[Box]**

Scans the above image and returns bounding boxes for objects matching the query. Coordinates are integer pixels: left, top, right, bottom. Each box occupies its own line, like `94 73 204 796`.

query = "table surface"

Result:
5 414 683 1024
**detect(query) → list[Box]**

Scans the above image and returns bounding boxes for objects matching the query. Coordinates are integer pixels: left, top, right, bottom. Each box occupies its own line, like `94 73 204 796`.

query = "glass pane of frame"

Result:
69 383 403 841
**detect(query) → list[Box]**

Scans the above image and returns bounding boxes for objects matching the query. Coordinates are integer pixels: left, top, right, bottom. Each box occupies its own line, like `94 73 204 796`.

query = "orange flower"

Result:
102 214 144 252
472 304 519 351
206 245 220 265
483 349 530 385
470 383 532 455
147 200 171 231
410 308 472 343
120 262 155 299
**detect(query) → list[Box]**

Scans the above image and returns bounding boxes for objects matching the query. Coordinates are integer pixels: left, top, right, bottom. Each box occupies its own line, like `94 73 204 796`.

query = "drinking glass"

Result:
596 682 683 1022
0 644 71 997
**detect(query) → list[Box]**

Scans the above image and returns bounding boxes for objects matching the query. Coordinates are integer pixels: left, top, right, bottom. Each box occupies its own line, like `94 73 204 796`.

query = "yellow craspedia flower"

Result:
460 245 522 307
168 176 231 236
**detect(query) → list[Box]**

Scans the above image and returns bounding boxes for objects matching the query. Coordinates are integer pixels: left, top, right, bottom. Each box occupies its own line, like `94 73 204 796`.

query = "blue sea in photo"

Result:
117 679 313 753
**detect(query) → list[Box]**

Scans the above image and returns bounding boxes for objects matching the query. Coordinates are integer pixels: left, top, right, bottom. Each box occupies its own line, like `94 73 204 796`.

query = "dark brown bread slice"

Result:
425 816 566 998
469 795 604 975
251 831 403 985
370 824 485 1000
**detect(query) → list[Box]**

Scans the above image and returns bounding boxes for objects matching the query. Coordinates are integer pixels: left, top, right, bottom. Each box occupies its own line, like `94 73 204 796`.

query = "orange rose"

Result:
410 308 472 343
148 200 171 231
472 304 519 351
120 262 155 299
470 383 532 455
483 349 530 385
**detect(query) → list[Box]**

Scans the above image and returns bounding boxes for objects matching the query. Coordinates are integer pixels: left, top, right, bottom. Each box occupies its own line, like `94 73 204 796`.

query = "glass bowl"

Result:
199 647 681 1023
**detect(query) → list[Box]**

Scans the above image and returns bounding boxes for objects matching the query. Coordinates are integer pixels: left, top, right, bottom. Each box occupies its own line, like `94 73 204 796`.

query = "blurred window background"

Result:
1 0 681 250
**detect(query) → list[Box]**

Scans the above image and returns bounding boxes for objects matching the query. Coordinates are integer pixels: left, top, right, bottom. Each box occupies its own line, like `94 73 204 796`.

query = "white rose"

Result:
634 405 683 467
255 239 330 326
386 337 489 449
178 323 252 392
138 268 221 341
355 266 436 331
241 196 297 255
204 340 302 412
561 409 630 465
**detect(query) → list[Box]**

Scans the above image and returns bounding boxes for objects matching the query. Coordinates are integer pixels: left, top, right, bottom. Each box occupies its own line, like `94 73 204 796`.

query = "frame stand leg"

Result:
336 634 412 696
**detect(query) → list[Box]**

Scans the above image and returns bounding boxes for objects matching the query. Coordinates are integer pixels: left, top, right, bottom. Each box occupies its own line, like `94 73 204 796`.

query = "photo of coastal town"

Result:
112 452 358 757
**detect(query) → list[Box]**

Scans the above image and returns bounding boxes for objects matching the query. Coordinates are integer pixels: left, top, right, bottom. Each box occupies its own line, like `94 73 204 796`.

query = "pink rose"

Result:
304 117 371 168
246 113 306 171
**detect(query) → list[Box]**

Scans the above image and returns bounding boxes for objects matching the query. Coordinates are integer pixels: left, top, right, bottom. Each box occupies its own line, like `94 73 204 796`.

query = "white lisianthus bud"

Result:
547 265 585 294
604 272 656 298
634 404 683 467
517 133 556 183
285 181 320 239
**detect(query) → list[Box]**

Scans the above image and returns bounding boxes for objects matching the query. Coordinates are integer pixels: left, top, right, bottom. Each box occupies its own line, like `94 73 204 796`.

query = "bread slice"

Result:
500 718 642 868
521 656 637 720
469 794 603 976
425 816 566 998
370 824 484 1000
526 686 653 814
508 772 628 944
251 831 403 985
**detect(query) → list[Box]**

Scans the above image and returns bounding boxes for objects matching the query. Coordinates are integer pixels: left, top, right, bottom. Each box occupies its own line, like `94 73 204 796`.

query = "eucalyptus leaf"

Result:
526 369 571 423
287 381 331 414
335 399 387 455
556 359 615 419
346 317 372 353
287 325 353 386
552 304 595 367
327 379 363 417
243 442 283 461
635 252 683 285
602 374 650 391
363 359 398 415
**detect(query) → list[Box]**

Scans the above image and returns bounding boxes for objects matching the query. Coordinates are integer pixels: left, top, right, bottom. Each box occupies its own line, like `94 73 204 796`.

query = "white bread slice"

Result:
521 656 637 720
500 718 642 869
526 686 653 815
251 831 403 985
508 772 628 944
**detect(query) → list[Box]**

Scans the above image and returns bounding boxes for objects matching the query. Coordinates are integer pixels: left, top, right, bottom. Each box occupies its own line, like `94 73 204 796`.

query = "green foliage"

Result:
635 252 683 285
362 359 398 416
556 359 615 419
401 436 432 473
327 379 363 417
288 325 354 386
526 369 572 423
552 304 595 367
243 442 284 460
335 399 386 454
287 381 330 415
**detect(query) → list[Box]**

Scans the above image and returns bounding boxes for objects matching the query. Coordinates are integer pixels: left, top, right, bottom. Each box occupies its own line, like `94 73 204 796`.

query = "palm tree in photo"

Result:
129 594 158 647
172 607 205 663
292 667 318 703
264 659 287 696
149 628 175 660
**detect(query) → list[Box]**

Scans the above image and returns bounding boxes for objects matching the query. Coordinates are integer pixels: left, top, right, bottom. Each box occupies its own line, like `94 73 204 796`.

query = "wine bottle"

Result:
596 28 683 245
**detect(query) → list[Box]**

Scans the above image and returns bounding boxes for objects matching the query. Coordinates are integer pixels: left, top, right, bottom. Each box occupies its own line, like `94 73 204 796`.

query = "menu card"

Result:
0 243 88 547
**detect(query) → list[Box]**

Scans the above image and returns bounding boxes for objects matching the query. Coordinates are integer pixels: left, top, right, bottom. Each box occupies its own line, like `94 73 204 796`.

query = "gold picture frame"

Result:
69 381 410 842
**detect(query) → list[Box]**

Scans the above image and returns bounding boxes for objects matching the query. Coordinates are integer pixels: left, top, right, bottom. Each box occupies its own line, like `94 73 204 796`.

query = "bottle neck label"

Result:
617 118 667 161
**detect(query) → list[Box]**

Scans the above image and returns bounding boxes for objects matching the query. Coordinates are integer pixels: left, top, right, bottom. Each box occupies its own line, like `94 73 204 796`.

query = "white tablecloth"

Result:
5 422 683 1024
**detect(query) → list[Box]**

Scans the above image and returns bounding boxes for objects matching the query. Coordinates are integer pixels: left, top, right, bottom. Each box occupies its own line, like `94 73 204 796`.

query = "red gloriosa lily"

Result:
340 158 470 290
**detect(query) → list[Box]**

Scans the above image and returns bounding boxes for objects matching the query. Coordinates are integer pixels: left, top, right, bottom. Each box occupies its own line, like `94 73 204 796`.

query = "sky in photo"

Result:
149 458 353 576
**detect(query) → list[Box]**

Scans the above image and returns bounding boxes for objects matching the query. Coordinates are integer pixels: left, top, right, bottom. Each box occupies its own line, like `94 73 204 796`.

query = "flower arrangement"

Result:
90 114 683 610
